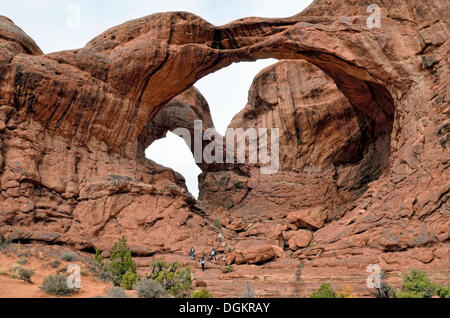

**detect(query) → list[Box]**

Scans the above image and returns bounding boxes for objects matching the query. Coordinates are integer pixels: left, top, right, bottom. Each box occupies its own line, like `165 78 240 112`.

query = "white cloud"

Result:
1 0 313 197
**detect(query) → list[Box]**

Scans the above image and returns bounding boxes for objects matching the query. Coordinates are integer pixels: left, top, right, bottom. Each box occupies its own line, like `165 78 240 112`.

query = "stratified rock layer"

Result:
199 59 381 219
0 0 448 296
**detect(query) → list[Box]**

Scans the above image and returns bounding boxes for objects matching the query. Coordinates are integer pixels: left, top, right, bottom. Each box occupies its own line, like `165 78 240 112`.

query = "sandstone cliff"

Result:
0 0 448 296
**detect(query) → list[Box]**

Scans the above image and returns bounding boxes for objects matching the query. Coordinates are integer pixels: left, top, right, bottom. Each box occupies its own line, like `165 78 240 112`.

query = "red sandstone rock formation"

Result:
0 0 448 296
199 60 372 217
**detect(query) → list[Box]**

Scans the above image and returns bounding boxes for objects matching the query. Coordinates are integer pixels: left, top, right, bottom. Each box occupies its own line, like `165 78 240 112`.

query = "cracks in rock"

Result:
235 187 252 207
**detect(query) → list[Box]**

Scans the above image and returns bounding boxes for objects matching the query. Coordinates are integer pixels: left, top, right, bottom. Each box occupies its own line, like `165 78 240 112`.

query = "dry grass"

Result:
0 266 9 276
0 247 112 298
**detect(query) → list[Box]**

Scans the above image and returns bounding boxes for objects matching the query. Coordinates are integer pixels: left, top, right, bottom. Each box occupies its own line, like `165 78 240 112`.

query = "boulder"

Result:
287 208 328 230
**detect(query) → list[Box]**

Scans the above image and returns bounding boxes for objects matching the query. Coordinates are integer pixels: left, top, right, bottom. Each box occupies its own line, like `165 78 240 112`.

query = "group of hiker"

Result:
189 232 223 271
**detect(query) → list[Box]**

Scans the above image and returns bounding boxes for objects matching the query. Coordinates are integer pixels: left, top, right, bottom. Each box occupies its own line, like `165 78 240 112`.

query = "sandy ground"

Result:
5 244 446 298
0 245 123 298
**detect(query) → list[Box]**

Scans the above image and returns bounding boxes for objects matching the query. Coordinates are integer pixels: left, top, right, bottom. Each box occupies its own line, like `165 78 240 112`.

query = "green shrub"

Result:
108 236 136 286
436 285 450 298
107 287 129 298
60 252 78 262
93 249 104 266
17 258 27 265
226 265 233 273
88 249 113 282
98 266 114 282
213 219 222 229
88 260 113 282
49 259 61 269
374 282 397 298
148 259 192 296
16 267 34 283
120 270 137 290
310 283 336 298
41 274 75 296
134 279 168 298
396 291 425 298
192 288 213 298
375 269 449 298
397 269 436 298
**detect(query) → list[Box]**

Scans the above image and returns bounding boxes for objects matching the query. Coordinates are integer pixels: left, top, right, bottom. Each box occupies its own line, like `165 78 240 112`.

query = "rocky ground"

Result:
0 245 113 298
1 243 447 298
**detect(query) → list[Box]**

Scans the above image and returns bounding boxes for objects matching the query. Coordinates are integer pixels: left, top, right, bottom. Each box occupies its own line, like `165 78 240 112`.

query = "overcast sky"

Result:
1 0 313 197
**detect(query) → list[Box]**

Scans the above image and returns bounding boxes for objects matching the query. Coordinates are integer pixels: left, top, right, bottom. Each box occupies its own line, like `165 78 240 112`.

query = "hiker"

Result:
218 233 223 243
200 256 206 271
189 247 195 260
210 248 217 262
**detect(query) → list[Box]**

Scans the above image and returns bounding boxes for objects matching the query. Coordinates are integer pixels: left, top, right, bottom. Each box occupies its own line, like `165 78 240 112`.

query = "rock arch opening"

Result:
142 55 395 224
129 13 397 213
145 60 278 197
193 58 394 222
1 7 407 259
146 131 202 198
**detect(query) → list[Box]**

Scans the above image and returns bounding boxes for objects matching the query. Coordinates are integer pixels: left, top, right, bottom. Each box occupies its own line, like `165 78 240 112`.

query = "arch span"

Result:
3 9 405 163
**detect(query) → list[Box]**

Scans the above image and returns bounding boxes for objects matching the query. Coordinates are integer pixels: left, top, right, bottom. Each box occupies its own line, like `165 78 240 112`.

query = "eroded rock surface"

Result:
199 60 377 218
0 0 448 297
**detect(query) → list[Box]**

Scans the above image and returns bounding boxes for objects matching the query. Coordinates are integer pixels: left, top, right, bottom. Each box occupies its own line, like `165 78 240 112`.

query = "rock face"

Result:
0 104 219 254
199 60 376 219
0 0 449 297
226 241 282 266
0 18 218 252
142 86 215 155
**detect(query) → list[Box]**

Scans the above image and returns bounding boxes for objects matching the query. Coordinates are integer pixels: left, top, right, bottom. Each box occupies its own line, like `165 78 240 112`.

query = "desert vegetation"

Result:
147 259 192 296
105 286 129 298
1 234 448 299
309 270 450 298
60 252 78 262
310 283 337 298
191 288 213 298
108 237 137 288
12 266 34 284
89 237 193 298
373 269 450 298
134 279 168 298
88 236 137 289
41 274 76 296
